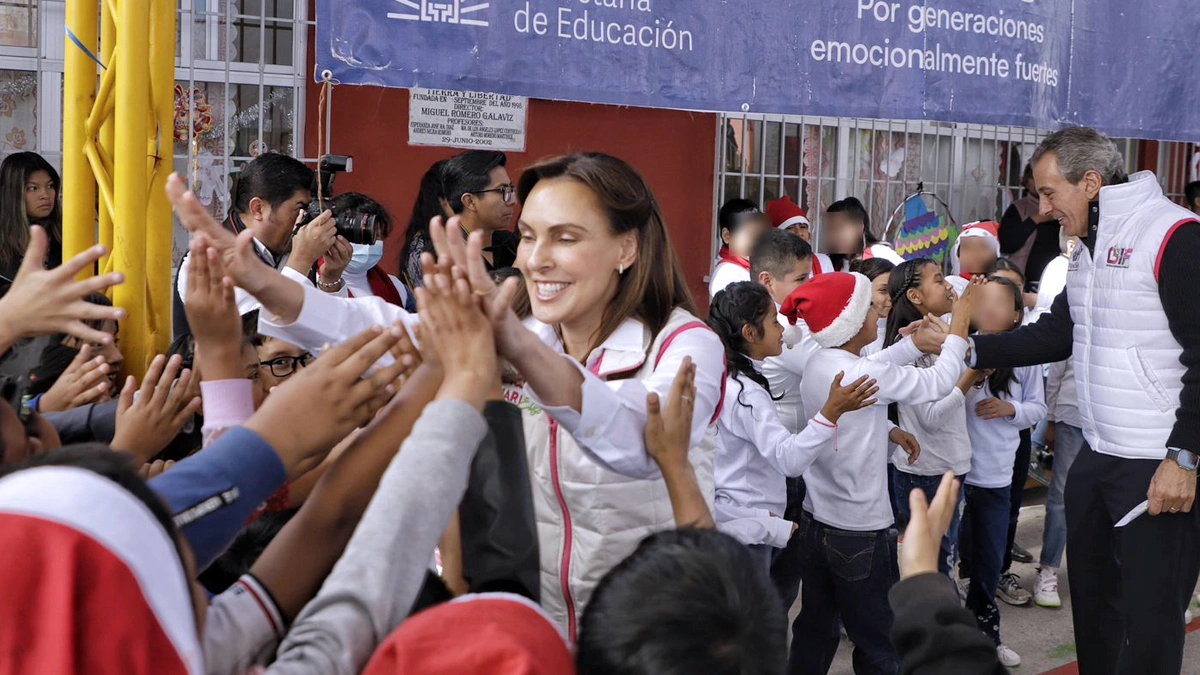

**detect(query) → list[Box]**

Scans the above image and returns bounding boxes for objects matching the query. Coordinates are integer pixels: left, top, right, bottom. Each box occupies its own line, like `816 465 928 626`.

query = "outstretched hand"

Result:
38 344 112 413
245 324 411 478
900 472 960 579
0 226 125 352
111 354 202 463
645 356 696 473
425 216 525 355
167 173 274 295
417 263 497 411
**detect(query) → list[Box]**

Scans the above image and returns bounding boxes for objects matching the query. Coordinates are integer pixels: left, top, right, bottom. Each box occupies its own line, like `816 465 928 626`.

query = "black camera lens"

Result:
334 211 379 246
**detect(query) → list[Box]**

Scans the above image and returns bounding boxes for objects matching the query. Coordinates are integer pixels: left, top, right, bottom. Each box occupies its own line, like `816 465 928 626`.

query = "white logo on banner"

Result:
388 0 489 26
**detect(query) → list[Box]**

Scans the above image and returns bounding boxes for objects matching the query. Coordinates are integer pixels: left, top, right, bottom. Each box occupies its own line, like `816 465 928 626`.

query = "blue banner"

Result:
316 1 1196 141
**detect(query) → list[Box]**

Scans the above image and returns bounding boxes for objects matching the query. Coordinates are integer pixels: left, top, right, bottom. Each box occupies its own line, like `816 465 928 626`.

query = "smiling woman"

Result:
0 151 61 286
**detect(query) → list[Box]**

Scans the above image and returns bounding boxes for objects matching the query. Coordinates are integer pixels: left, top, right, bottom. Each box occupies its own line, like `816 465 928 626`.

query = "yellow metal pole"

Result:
146 0 175 357
112 0 150 374
98 3 116 274
62 0 99 271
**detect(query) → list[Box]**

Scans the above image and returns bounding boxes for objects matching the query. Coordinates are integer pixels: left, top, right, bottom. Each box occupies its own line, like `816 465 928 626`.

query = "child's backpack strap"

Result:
654 321 727 425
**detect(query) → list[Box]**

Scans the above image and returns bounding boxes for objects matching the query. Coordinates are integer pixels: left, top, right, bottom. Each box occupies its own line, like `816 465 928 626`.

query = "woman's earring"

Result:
618 263 625 275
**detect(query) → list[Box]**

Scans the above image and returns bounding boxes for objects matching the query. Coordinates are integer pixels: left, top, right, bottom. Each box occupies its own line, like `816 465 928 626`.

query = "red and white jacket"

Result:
506 308 725 638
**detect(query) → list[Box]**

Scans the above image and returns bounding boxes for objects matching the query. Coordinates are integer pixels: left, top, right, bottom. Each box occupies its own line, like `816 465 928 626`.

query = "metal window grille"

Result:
4 0 311 262
716 113 1182 262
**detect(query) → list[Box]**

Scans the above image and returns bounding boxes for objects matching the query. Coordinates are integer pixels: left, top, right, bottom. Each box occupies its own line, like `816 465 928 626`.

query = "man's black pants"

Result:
1065 443 1200 675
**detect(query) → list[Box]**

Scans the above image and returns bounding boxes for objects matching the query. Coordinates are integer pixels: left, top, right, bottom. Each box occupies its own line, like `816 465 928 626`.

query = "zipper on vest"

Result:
548 419 578 641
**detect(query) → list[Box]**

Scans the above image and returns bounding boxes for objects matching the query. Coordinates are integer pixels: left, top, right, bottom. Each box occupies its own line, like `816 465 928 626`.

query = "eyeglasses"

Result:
259 353 314 378
470 184 516 203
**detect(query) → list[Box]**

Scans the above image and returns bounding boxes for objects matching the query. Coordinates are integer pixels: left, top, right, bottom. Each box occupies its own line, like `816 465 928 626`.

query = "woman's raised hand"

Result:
425 215 525 355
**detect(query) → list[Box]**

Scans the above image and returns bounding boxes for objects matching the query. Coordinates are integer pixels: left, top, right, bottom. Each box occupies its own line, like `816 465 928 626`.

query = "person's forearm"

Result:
974 289 1073 369
196 342 245 382
250 363 443 621
267 400 486 675
661 461 714 529
250 273 307 325
505 328 584 411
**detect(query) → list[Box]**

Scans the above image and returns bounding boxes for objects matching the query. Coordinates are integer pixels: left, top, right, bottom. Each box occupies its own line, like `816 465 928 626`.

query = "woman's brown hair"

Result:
517 153 696 359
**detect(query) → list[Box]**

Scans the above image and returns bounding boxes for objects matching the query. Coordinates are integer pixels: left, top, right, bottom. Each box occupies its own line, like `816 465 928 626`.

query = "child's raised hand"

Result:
820 371 878 423
645 357 696 472
949 283 977 338
900 472 961 579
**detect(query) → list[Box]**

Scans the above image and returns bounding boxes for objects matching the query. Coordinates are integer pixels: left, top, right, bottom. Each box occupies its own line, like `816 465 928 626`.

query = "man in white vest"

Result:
968 127 1200 675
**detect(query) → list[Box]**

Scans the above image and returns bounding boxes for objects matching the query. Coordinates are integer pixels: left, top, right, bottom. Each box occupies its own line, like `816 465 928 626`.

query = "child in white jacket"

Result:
707 282 880 573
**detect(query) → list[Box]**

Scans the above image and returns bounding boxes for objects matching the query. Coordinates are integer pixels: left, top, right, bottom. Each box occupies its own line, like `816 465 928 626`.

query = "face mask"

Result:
346 241 385 275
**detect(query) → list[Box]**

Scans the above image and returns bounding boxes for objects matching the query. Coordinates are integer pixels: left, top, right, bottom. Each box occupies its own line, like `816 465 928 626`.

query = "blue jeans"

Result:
1040 422 1084 569
963 484 1011 645
893 470 965 576
789 512 899 675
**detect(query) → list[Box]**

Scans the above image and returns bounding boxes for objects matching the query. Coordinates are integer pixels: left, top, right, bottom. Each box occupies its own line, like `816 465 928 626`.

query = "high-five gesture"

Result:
644 357 714 529
111 354 202 463
425 216 524 354
0 226 125 354
416 263 497 411
38 344 113 412
244 324 411 478
184 236 246 382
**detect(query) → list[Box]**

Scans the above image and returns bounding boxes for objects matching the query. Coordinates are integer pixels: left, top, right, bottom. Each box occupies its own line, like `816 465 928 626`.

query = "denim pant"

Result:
892 470 965 576
962 484 1011 646
789 512 899 675
1040 422 1083 569
1002 428 1033 573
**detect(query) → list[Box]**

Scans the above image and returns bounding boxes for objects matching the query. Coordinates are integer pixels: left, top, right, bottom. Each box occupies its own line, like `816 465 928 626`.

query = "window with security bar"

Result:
0 0 311 263
716 114 1168 269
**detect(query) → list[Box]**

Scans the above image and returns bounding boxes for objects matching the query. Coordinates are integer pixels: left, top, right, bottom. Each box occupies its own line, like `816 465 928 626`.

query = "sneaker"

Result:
1010 543 1034 564
997 644 1022 667
997 572 1032 606
1034 568 1061 608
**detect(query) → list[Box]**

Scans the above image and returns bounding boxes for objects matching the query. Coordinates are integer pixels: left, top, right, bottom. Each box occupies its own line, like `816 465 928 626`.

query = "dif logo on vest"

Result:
1106 246 1133 268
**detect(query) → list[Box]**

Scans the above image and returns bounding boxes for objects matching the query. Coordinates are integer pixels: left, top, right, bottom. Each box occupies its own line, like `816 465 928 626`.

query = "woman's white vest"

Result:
504 308 719 638
1065 171 1195 460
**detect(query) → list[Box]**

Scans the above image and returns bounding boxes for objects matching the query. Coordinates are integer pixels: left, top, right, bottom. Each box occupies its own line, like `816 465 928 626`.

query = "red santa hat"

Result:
779 272 873 349
364 592 575 675
767 196 810 231
950 220 1001 275
0 466 203 675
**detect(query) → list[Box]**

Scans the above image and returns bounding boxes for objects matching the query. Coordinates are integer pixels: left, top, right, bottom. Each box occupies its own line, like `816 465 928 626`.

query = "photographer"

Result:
311 192 415 312
173 153 330 339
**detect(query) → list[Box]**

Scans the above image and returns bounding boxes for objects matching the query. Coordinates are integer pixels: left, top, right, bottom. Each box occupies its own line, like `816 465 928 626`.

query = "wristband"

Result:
317 277 344 292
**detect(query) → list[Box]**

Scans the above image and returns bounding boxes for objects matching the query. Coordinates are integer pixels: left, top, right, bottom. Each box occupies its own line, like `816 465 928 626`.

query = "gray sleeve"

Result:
265 399 487 675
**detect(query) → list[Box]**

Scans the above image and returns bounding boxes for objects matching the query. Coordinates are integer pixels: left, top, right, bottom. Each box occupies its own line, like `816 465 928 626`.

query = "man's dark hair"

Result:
232 153 314 214
441 151 507 214
577 528 786 675
1186 181 1200 210
750 229 812 282
332 192 394 239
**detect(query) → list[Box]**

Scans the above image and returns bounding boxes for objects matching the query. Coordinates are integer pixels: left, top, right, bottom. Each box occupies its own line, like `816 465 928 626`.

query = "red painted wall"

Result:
303 86 718 308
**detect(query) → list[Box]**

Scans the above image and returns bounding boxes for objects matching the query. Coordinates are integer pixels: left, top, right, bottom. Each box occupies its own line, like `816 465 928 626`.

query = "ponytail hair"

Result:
884 258 937 348
706 281 777 409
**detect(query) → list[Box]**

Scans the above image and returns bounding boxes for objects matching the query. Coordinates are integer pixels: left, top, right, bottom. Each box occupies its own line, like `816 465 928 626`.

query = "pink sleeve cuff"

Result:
201 379 256 434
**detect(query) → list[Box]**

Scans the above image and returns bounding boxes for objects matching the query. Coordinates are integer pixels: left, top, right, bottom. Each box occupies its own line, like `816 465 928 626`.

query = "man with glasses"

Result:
440 150 519 270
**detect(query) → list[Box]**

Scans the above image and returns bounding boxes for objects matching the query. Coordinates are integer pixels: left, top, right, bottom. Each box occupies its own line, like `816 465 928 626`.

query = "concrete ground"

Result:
789 486 1200 674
